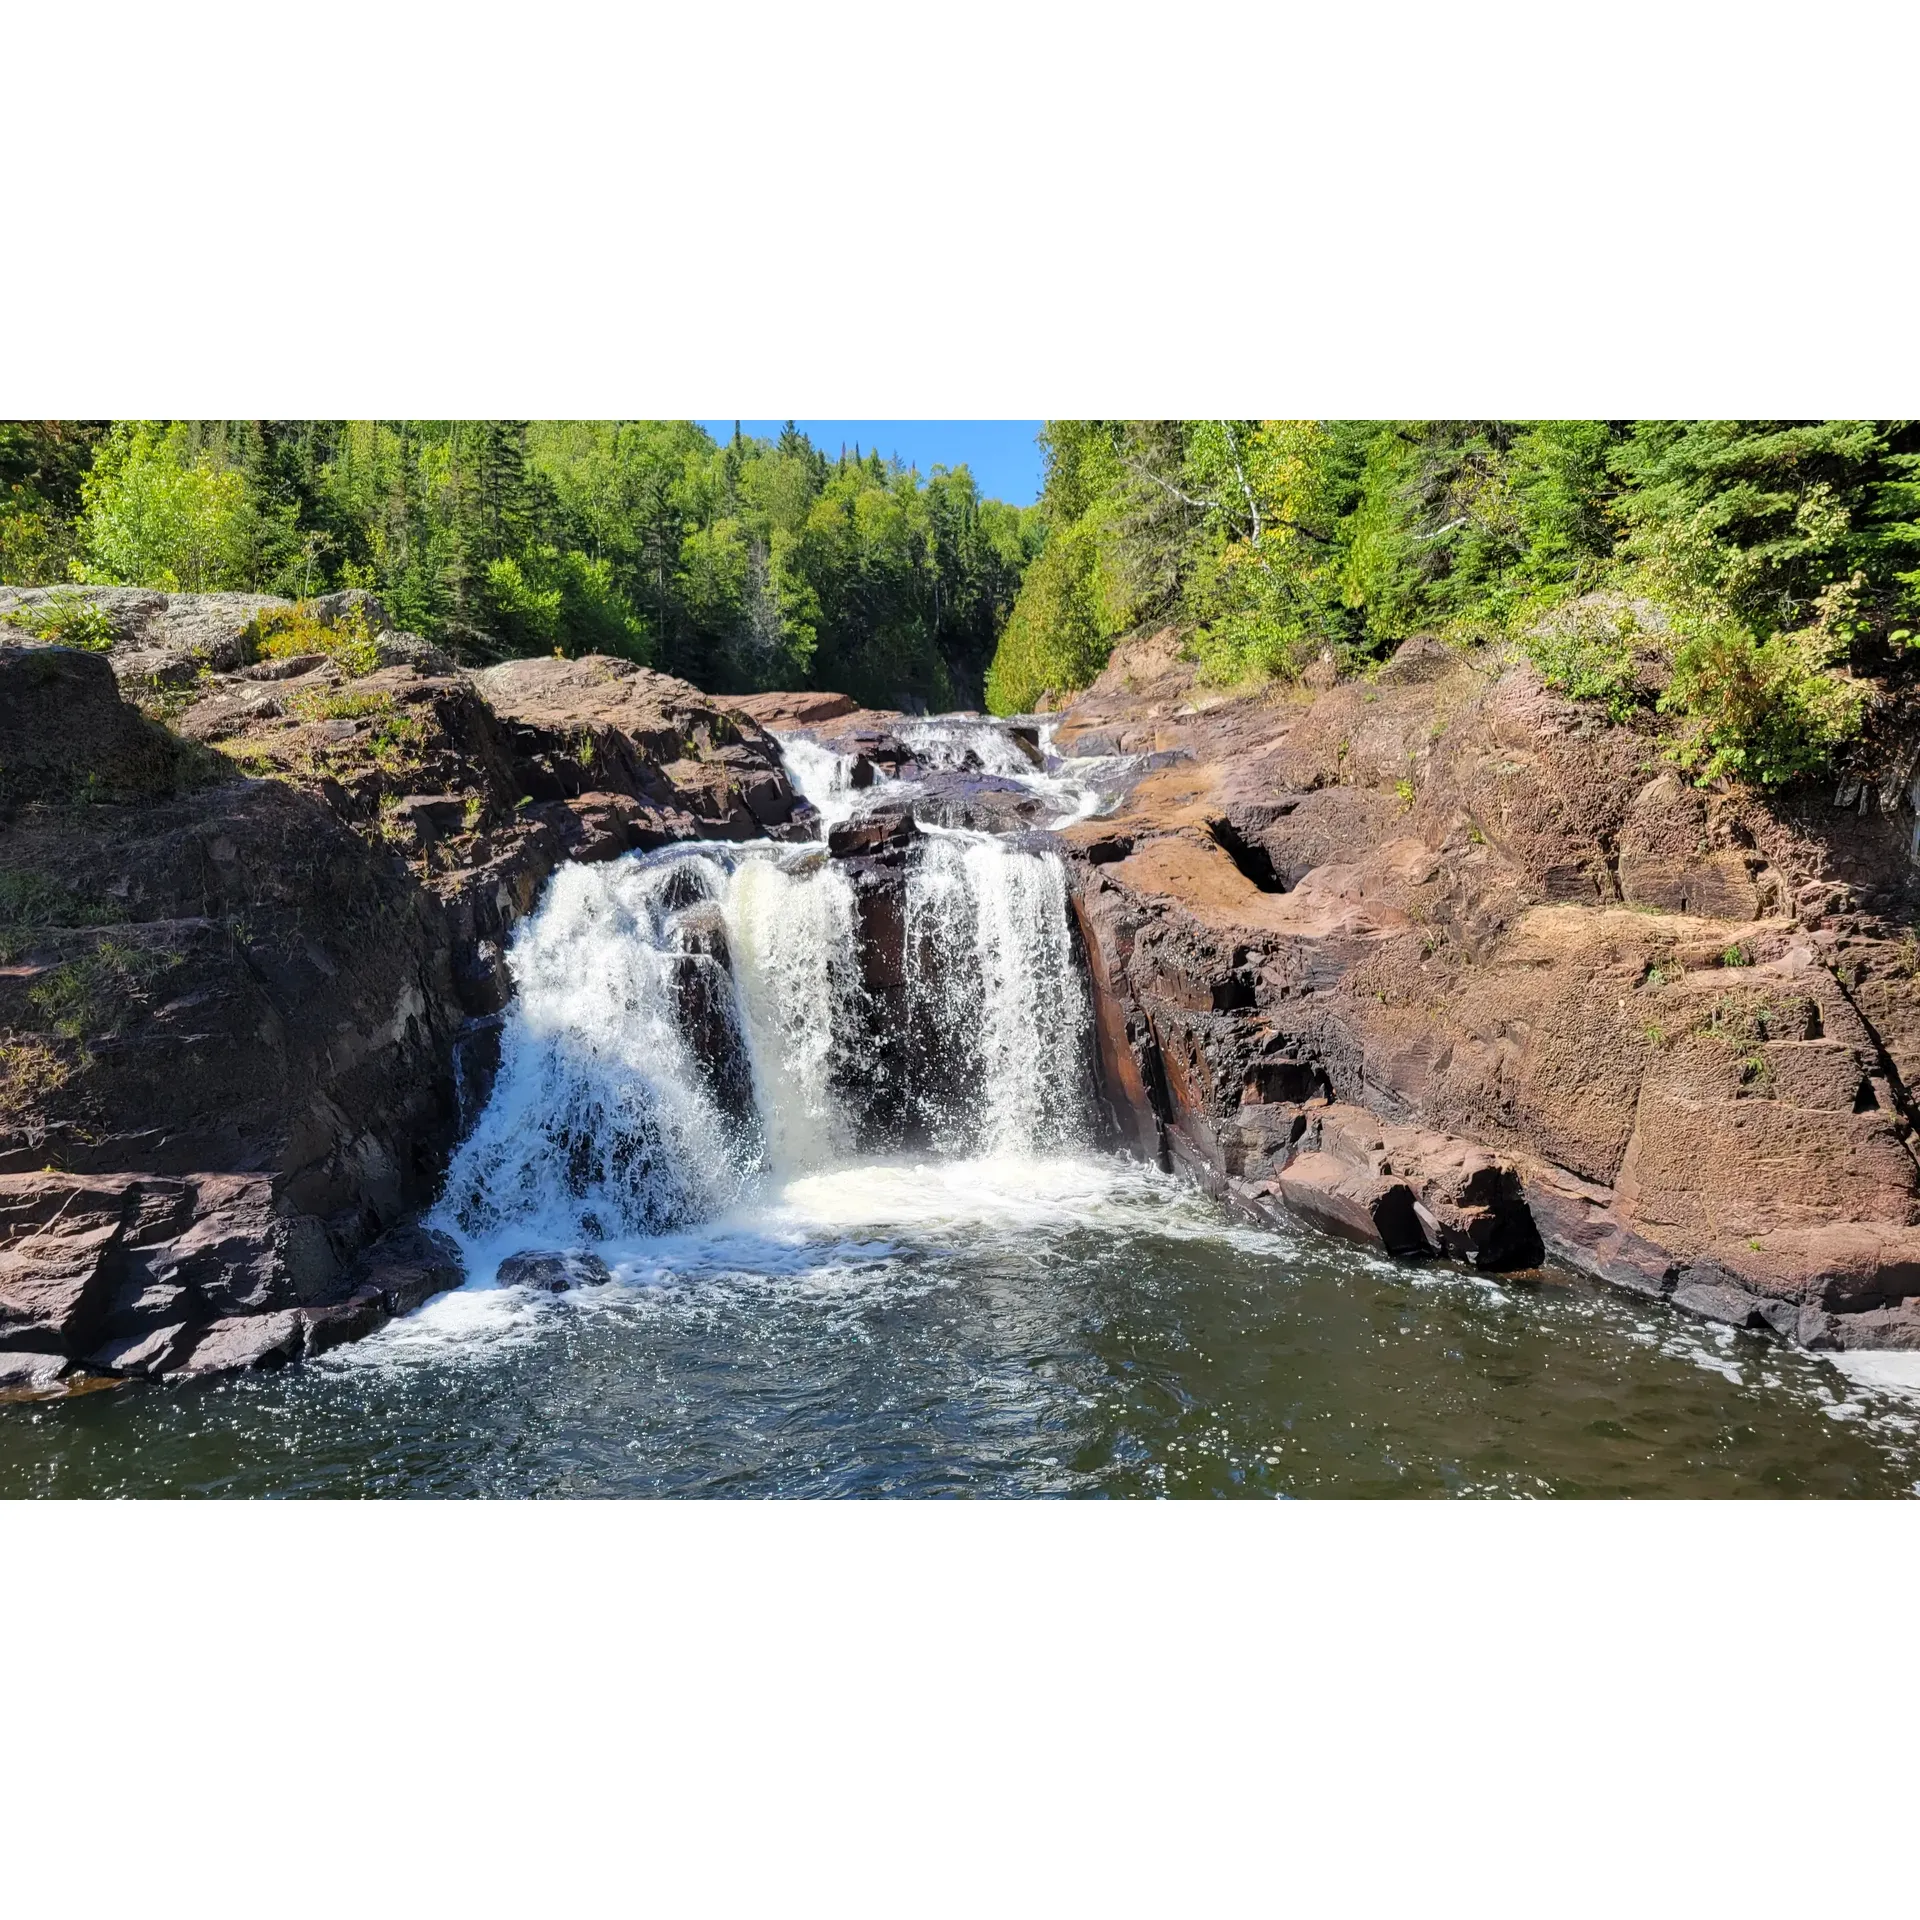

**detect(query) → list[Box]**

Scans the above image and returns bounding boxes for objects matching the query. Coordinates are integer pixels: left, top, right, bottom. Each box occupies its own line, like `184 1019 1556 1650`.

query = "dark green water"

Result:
3 1155 1916 1498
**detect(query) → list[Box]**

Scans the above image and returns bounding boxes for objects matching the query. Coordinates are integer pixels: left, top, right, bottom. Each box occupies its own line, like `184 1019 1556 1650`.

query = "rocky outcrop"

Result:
1056 628 1920 1349
0 601 808 1397
725 690 861 728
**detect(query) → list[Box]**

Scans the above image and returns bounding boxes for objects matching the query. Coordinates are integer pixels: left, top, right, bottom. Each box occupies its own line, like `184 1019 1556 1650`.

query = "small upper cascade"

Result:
777 736 863 828
898 718 1042 780
778 710 1135 836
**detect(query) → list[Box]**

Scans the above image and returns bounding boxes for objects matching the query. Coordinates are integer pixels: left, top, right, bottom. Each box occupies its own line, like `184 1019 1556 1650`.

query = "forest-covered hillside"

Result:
986 421 1920 787
0 421 1039 710
9 419 1920 790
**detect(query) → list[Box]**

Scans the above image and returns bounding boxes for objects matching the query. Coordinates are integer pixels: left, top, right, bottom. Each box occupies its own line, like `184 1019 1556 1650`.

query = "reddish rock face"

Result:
1055 628 1920 1350
724 690 860 728
0 623 810 1394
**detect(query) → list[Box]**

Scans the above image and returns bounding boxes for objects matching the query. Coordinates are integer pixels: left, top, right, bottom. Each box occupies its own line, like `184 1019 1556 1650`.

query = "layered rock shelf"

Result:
1050 628 1920 1350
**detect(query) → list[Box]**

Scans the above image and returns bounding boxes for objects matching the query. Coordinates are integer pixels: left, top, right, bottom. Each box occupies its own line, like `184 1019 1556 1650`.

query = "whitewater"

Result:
26 713 1913 1497
430 715 1107 1292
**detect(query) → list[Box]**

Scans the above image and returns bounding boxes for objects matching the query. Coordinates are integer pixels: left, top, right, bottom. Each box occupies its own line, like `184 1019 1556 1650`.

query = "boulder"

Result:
907 772 1050 834
301 1287 391 1357
0 643 193 810
173 1310 305 1380
724 690 859 727
1276 1151 1427 1255
828 804 917 859
0 1348 69 1398
88 1321 192 1377
496 1249 614 1293
354 1222 464 1316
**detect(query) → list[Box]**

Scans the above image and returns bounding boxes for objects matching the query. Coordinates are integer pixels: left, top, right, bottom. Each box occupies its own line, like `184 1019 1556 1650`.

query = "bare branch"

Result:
1222 421 1262 547
1120 456 1219 516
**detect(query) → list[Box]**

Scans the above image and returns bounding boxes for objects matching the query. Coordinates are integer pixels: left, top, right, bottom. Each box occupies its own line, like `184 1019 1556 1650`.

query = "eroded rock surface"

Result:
1055 629 1920 1350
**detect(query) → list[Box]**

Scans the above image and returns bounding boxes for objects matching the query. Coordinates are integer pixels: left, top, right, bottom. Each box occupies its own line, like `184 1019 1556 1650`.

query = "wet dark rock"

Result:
497 1249 614 1293
301 1286 391 1357
908 772 1049 834
173 1310 305 1380
852 875 908 991
828 804 917 859
671 905 755 1123
353 1222 464 1316
655 856 723 915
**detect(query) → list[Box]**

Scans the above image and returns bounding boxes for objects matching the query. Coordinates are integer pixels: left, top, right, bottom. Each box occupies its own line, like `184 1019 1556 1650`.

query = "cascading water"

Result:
905 830 1091 1154
898 718 1041 780
32 711 1920 1499
436 853 766 1252
433 727 1097 1277
721 853 863 1173
776 736 862 826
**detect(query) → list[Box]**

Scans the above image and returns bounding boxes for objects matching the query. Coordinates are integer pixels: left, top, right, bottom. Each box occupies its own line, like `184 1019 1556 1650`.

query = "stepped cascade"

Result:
9 643 1920 1497
435 718 1102 1273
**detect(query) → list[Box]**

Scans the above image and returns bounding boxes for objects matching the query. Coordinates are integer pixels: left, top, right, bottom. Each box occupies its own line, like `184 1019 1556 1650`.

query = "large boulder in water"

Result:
828 801 917 859
907 772 1051 834
497 1250 614 1293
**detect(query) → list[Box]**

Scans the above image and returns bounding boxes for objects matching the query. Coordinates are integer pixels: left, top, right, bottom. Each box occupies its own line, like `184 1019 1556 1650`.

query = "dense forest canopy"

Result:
0 420 1041 710
8 418 1920 788
985 420 1920 787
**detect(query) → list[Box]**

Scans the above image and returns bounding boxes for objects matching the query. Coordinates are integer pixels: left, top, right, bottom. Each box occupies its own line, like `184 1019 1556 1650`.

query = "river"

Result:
3 719 1918 1496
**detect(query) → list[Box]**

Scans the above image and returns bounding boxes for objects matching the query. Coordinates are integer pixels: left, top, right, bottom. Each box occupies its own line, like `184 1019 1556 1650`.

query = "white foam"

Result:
432 814 1106 1290
778 736 862 827
1827 1349 1920 1404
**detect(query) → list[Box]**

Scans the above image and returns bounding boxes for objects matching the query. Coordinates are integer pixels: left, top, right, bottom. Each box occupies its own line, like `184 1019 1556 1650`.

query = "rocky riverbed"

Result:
6 589 1920 1410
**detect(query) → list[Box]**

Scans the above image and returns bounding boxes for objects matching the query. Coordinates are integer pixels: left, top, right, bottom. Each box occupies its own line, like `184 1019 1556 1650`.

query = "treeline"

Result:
986 421 1920 786
0 421 1041 709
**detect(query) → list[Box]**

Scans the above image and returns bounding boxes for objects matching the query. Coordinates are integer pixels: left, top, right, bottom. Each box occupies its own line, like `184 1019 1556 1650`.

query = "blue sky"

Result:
696 421 1045 507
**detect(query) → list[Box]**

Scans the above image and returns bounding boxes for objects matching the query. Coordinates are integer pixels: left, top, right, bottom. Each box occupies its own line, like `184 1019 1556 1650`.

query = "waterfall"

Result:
777 737 862 826
721 853 861 1174
436 853 766 1249
898 718 1039 779
435 827 1092 1267
905 831 1091 1155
